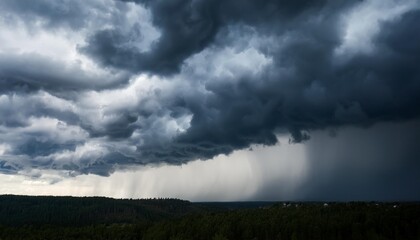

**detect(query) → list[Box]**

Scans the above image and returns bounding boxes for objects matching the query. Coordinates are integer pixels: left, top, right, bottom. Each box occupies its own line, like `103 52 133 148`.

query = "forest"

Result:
0 195 419 240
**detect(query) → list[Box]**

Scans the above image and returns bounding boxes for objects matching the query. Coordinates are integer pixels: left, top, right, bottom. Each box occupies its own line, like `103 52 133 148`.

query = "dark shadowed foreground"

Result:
0 195 419 240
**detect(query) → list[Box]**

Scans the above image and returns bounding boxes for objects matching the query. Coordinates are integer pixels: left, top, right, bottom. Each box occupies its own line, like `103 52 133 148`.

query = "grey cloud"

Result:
0 53 129 94
12 138 77 158
0 0 137 95
0 92 81 128
0 161 19 175
83 112 139 139
0 0 115 30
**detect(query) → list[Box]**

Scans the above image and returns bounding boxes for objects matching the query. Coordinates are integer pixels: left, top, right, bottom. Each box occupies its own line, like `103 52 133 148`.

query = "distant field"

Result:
0 195 419 240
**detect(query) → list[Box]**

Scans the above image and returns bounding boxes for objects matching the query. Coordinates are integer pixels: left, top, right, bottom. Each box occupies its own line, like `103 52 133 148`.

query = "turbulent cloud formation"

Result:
0 0 419 179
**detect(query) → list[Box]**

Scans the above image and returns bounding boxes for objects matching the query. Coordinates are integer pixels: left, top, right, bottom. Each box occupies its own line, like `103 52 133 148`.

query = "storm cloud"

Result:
0 0 419 180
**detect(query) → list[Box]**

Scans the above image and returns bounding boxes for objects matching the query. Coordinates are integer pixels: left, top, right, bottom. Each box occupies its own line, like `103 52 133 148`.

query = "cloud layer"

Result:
0 0 419 178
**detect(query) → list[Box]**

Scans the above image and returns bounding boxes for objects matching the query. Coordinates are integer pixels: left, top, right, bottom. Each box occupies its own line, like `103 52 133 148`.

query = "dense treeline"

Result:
142 203 420 240
0 195 419 240
0 195 203 226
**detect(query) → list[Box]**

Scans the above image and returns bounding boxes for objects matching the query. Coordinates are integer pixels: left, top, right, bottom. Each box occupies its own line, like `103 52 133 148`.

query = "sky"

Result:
0 0 419 201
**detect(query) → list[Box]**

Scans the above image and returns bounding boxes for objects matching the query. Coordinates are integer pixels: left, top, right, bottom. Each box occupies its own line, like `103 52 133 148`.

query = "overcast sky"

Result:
0 0 419 201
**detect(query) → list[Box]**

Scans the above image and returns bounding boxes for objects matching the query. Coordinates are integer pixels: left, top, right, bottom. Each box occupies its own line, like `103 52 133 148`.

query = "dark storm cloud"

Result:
0 0 419 179
82 0 345 75
83 112 139 139
132 7 420 165
82 0 220 74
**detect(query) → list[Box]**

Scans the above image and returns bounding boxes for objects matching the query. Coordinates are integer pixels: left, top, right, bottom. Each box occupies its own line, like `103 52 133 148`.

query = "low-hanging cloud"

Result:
0 0 419 178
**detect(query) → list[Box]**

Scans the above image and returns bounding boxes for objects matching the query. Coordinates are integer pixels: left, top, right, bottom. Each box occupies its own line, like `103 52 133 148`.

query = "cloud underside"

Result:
0 0 419 177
